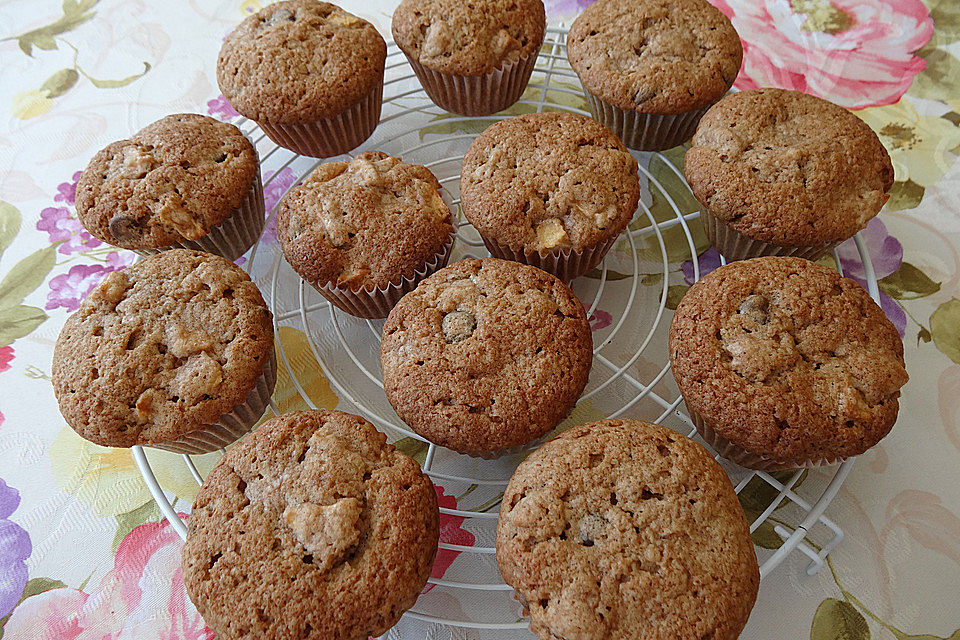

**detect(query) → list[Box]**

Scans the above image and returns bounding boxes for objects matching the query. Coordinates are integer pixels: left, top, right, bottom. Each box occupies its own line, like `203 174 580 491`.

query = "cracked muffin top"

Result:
496 419 759 640
669 256 908 466
76 114 258 251
685 88 894 246
52 250 273 448
567 0 742 115
392 0 545 75
380 258 592 456
277 151 454 291
460 113 640 253
217 0 386 124
182 410 439 640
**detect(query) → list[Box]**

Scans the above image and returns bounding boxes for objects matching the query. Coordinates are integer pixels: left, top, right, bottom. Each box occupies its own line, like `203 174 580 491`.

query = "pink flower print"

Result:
582 303 612 331
261 167 298 245
38 207 102 255
837 218 906 336
0 346 13 373
710 0 933 110
206 95 240 120
45 251 135 312
682 247 723 285
54 171 83 206
423 485 476 593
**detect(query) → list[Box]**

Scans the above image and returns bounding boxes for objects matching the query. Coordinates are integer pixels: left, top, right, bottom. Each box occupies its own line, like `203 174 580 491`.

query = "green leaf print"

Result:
0 245 58 309
40 68 79 98
879 262 941 299
0 305 48 347
885 180 925 212
0 202 22 260
910 45 960 102
6 0 99 57
811 598 870 640
738 470 809 546
930 298 960 364
924 0 960 45
665 285 689 310
112 500 163 553
752 520 786 550
892 631 960 640
78 61 151 89
394 436 429 466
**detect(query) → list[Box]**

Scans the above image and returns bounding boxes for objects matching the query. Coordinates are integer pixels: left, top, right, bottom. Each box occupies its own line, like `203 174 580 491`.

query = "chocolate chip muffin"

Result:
567 0 742 151
669 256 908 470
497 419 759 640
380 258 593 457
52 250 275 454
217 1 386 157
182 410 439 640
392 0 545 115
277 151 456 318
76 114 263 260
685 88 894 261
460 112 640 281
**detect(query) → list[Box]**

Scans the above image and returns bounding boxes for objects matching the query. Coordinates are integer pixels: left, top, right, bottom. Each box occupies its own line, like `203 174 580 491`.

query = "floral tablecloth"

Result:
1 1 959 638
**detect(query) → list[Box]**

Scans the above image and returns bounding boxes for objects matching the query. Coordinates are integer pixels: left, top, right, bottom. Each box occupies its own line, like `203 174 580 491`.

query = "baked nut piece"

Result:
460 112 640 281
669 256 908 470
182 410 439 640
76 114 262 260
380 258 593 457
52 250 275 454
392 0 546 115
217 1 386 157
685 88 894 260
567 0 742 150
497 419 759 640
277 151 455 318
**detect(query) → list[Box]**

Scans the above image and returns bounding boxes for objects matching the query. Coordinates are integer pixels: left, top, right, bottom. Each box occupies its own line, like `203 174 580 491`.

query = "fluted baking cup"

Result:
482 234 619 283
257 81 383 158
150 349 277 455
700 208 843 262
405 50 539 117
584 94 709 151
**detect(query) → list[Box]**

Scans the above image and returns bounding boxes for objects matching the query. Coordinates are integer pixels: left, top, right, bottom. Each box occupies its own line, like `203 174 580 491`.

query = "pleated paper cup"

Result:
134 167 266 262
700 209 843 262
468 433 550 460
149 349 278 455
684 401 843 471
585 93 709 152
404 50 539 117
481 234 618 283
257 81 383 158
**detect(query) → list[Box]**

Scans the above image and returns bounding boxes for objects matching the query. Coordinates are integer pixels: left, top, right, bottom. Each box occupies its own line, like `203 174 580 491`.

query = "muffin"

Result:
392 0 546 116
217 1 386 158
497 419 759 640
52 250 276 454
182 410 439 640
380 258 593 457
685 88 894 261
460 112 640 281
567 0 742 151
76 114 263 260
277 151 456 318
669 256 908 470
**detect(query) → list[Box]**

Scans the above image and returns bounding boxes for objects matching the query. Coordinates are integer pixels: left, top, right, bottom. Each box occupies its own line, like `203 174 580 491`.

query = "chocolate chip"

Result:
738 294 770 325
442 310 476 343
108 213 140 241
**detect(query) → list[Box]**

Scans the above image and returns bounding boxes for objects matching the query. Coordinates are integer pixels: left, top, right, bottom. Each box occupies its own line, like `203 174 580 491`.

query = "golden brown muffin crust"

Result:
182 410 439 640
277 151 454 291
52 250 273 448
380 258 593 455
460 113 640 252
392 0 545 75
685 88 894 246
567 0 742 114
217 0 387 123
497 419 759 640
75 114 258 250
669 257 908 465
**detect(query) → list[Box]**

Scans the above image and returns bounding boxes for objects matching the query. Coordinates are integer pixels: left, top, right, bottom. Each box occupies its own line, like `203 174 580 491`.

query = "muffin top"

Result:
52 250 273 448
685 88 894 246
182 410 439 640
567 0 742 115
497 419 759 640
669 257 908 465
460 113 639 252
217 0 387 124
277 151 454 291
76 114 258 250
380 258 592 455
392 0 545 75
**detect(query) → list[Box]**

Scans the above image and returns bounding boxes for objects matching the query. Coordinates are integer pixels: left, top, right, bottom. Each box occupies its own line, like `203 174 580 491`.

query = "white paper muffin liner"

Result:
404 49 539 116
468 432 550 460
149 348 277 455
684 401 842 471
134 167 266 261
257 81 383 158
700 208 843 262
481 234 619 283
584 93 709 151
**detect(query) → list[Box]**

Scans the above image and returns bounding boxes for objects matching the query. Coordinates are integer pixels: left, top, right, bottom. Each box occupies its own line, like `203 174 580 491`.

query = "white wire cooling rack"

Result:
133 27 885 635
